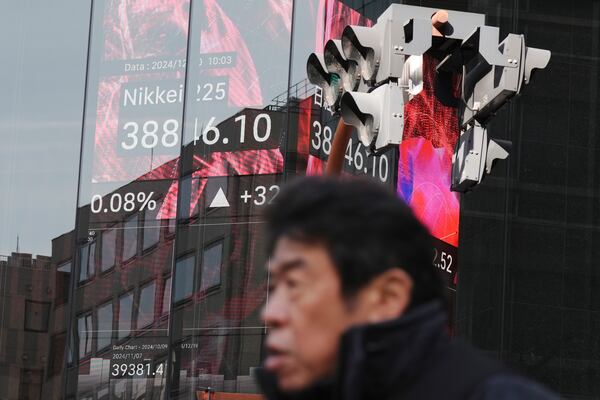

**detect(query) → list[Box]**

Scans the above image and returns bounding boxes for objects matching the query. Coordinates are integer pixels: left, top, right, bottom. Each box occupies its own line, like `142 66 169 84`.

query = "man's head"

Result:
261 177 443 392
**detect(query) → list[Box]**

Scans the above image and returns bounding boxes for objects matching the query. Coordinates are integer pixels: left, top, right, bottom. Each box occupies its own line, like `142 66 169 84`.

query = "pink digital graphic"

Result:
91 0 290 184
398 55 461 247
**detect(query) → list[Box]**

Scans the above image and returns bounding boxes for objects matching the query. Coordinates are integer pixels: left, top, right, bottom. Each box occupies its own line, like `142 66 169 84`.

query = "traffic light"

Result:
338 51 424 153
451 123 511 192
323 39 360 93
335 5 432 153
341 7 431 84
306 4 550 191
447 26 551 191
340 83 405 153
306 39 360 110
306 52 343 109
452 26 552 127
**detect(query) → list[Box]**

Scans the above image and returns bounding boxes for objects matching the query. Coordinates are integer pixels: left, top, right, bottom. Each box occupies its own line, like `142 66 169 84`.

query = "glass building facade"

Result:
0 0 598 399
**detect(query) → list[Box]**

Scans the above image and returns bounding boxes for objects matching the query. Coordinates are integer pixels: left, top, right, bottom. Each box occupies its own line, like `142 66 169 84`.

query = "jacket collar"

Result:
336 300 448 400
256 301 448 400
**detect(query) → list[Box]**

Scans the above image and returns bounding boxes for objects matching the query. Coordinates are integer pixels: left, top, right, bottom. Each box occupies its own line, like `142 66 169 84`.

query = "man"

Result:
257 177 557 400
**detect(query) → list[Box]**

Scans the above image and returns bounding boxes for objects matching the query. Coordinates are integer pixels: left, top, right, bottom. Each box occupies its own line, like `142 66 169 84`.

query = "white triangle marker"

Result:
209 188 230 208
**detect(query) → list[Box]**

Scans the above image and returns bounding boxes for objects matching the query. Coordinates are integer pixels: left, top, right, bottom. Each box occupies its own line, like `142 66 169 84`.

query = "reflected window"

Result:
167 214 176 235
174 256 195 301
132 377 147 399
118 292 133 339
55 261 71 306
161 276 172 315
89 241 96 273
143 203 161 251
123 214 138 262
97 385 109 400
24 300 50 332
112 379 127 400
18 369 43 400
78 246 88 282
101 228 117 271
137 281 156 329
97 300 113 350
78 242 95 282
200 241 223 290
67 330 74 364
177 176 192 220
48 333 66 377
77 313 92 359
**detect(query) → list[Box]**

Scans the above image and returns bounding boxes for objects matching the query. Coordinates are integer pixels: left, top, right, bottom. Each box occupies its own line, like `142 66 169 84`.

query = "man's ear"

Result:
358 268 413 324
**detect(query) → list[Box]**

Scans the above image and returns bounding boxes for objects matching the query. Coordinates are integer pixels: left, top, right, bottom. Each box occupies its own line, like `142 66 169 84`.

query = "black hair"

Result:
265 176 443 308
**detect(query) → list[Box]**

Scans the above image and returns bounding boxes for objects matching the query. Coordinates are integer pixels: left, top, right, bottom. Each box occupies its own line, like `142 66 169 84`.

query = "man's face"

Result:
261 237 369 392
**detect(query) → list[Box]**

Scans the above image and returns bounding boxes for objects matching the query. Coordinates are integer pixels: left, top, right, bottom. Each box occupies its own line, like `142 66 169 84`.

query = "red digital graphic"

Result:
89 0 291 222
398 56 461 247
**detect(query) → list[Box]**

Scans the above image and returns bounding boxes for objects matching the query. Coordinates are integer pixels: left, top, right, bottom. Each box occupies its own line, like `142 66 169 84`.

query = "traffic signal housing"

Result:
446 25 550 191
340 83 405 154
306 4 551 192
451 123 511 192
306 52 343 109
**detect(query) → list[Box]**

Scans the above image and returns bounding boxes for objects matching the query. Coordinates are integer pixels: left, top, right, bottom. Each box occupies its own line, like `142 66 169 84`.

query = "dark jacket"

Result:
257 301 558 400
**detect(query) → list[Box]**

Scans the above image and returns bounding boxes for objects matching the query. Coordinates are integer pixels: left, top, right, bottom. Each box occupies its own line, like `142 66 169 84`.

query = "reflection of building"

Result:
166 174 280 398
58 125 281 398
53 211 173 399
0 252 59 399
0 112 281 400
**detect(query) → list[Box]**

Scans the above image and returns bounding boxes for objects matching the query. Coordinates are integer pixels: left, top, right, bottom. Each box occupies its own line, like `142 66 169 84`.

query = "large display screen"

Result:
73 0 292 398
81 0 291 228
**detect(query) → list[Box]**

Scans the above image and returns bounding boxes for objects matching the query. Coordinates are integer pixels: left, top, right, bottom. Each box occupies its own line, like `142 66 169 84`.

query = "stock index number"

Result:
110 362 164 379
310 120 392 184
